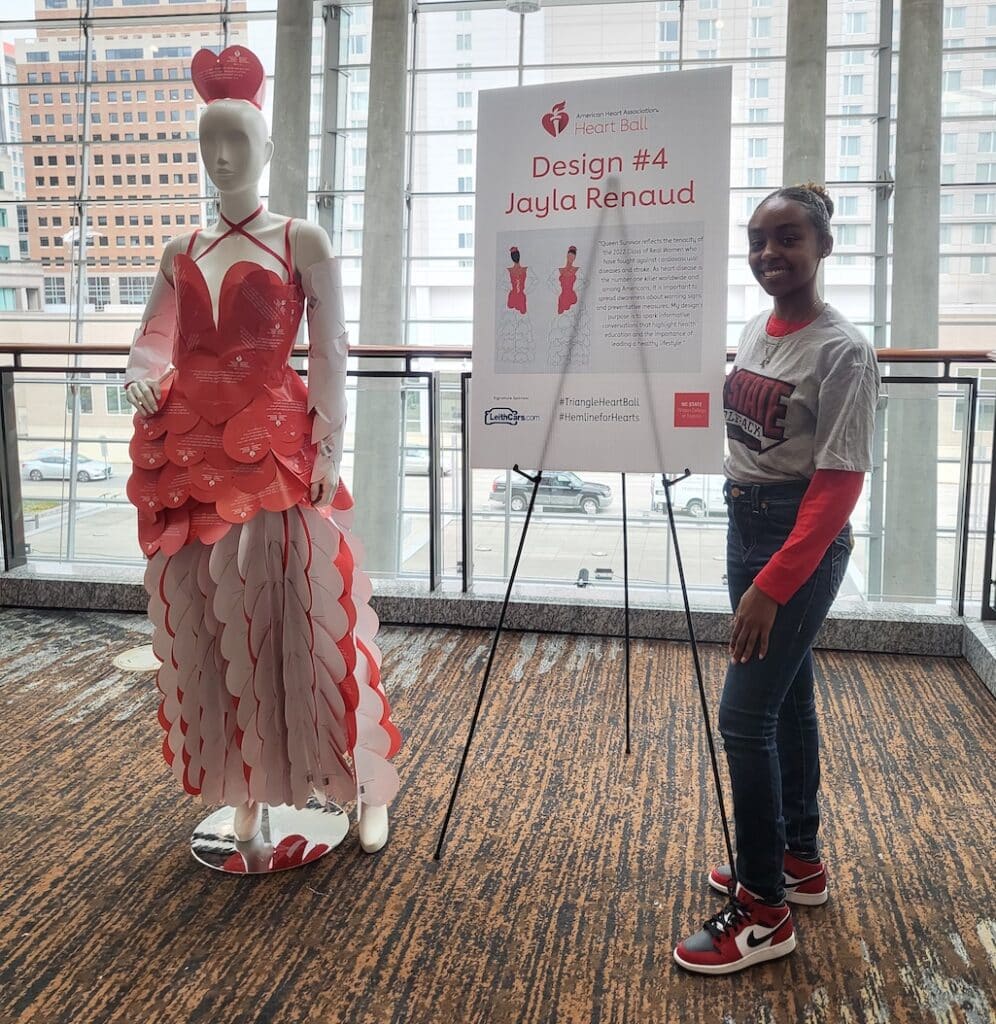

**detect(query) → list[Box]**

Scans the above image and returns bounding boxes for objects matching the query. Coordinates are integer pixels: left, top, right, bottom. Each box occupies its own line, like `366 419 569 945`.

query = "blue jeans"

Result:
719 480 851 904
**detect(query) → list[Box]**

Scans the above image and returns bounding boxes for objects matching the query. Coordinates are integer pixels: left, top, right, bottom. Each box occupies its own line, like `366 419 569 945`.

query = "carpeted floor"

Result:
0 607 994 1024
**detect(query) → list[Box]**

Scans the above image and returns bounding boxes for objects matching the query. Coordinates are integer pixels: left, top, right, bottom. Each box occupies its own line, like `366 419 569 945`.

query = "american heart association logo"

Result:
541 101 569 137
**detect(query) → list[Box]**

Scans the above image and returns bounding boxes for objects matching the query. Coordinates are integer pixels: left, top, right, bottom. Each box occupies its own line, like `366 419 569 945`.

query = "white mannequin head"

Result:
199 99 273 194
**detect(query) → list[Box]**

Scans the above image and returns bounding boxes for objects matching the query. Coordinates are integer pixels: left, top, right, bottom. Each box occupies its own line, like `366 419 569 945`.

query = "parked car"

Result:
403 447 451 476
489 470 611 514
650 473 726 518
21 449 113 482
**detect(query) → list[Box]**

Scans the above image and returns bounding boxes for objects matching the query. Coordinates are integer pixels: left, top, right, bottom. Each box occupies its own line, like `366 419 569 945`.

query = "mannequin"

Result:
124 46 400 853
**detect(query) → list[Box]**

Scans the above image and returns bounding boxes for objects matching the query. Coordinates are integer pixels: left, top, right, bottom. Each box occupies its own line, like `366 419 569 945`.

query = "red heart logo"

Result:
541 101 569 137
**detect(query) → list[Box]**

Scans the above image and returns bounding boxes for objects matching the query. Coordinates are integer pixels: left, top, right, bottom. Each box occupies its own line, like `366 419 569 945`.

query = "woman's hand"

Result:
730 583 778 663
125 378 161 417
310 469 340 509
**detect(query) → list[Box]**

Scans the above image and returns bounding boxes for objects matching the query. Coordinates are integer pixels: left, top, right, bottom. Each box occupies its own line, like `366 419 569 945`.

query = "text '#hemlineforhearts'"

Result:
503 147 694 221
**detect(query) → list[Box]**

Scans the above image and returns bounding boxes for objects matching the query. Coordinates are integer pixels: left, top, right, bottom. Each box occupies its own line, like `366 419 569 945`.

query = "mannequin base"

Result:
191 795 349 874
113 644 161 672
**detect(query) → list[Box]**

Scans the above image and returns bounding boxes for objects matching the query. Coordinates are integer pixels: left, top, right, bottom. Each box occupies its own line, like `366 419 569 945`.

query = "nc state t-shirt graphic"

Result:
542 102 569 137
723 368 795 454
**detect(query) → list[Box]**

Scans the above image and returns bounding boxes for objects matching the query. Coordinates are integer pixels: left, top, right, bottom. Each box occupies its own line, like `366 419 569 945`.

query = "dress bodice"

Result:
128 208 320 555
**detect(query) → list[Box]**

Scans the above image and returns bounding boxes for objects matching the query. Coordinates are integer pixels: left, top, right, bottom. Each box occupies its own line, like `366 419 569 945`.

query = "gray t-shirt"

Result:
723 305 880 484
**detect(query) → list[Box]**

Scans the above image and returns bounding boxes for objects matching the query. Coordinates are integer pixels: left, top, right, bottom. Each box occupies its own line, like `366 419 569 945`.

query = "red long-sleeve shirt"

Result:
749 314 865 604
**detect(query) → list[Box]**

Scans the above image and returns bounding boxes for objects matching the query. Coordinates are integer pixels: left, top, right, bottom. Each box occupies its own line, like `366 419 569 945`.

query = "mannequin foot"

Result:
233 801 262 842
358 804 389 854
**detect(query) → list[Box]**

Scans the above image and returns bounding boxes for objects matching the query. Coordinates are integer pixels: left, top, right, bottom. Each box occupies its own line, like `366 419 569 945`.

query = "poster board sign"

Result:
470 68 731 473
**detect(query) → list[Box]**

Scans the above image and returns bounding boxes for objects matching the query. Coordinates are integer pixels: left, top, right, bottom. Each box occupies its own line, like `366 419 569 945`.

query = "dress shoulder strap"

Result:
284 218 295 281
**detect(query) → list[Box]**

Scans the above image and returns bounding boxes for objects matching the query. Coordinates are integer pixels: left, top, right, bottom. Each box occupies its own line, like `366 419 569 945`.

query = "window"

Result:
943 133 958 155
845 12 867 34
26 52 51 63
749 78 769 99
943 70 962 92
457 92 472 108
698 20 717 41
843 51 865 66
984 70 996 88
941 194 956 215
44 276 66 303
105 49 144 61
457 177 473 192
456 9 471 20
973 224 993 245
748 107 769 123
457 148 473 165
978 163 996 183
979 132 996 153
750 17 771 38
840 136 861 157
458 233 473 249
970 256 990 274
748 138 767 159
944 7 966 29
939 224 953 245
67 373 93 415
838 165 861 181
746 167 767 187
86 276 110 308
0 246 10 262
456 34 472 50
836 224 860 245
458 205 473 221
119 275 155 304
843 75 864 96
941 164 956 184
0 210 6 228
0 288 16 310
105 376 131 415
659 21 678 43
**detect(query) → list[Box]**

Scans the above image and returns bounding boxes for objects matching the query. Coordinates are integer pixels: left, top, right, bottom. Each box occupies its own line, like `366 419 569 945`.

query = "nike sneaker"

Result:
709 852 829 906
673 884 796 975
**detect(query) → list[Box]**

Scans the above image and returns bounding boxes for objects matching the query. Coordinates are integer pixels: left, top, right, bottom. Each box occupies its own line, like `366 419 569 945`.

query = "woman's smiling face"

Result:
747 196 831 299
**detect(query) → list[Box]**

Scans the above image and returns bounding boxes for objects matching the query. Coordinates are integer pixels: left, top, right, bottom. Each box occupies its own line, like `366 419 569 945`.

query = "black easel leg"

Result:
662 472 738 892
433 468 544 860
622 471 631 755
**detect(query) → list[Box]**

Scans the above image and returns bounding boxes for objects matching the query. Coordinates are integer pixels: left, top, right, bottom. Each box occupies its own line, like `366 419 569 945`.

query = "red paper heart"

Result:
191 46 265 110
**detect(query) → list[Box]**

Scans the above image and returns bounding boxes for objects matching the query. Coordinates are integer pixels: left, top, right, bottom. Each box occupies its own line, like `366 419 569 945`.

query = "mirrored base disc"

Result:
113 644 161 672
191 796 350 874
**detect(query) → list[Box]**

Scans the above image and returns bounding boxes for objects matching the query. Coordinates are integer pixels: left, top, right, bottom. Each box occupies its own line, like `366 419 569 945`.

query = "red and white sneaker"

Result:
709 852 829 906
673 885 796 975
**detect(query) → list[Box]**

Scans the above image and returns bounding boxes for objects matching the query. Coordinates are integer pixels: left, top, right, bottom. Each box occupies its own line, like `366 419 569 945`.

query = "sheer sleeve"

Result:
301 257 348 486
124 267 178 386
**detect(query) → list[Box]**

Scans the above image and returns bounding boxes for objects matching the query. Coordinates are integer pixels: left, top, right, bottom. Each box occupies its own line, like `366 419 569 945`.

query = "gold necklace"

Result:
761 299 825 367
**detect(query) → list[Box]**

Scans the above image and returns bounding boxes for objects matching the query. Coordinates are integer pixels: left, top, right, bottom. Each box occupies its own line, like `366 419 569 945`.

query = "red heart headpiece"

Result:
191 46 265 110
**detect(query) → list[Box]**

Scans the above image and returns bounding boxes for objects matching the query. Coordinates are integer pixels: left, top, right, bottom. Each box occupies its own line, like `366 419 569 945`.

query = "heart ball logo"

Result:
541 101 569 137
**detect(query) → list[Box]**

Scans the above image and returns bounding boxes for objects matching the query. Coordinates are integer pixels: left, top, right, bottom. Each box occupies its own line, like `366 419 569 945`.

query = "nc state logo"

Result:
542 101 569 137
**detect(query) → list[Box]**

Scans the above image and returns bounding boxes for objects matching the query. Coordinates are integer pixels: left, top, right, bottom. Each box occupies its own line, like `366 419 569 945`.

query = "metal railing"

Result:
1 341 994 617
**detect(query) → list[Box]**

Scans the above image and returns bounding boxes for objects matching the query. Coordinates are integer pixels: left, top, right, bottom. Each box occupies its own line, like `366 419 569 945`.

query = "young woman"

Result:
673 183 880 974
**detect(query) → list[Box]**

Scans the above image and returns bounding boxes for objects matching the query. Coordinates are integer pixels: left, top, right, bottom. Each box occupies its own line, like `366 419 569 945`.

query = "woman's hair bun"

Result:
801 181 834 221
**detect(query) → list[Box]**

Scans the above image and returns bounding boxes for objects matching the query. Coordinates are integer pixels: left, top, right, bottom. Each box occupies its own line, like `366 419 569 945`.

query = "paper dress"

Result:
125 209 401 811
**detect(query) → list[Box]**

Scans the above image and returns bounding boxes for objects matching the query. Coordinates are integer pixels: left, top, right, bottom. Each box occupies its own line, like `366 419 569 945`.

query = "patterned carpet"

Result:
0 607 994 1024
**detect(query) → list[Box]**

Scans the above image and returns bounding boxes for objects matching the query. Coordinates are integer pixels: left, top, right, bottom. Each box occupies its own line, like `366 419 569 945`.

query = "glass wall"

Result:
2 1 994 612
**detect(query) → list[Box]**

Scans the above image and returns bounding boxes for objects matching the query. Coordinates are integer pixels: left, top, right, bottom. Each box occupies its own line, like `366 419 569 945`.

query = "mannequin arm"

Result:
301 256 348 503
124 243 181 415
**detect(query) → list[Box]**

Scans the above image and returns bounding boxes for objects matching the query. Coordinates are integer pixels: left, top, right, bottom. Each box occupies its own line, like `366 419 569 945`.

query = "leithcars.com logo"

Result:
485 407 539 426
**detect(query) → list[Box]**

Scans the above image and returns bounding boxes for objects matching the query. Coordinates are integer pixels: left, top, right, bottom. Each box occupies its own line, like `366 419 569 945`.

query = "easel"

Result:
435 180 740 901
